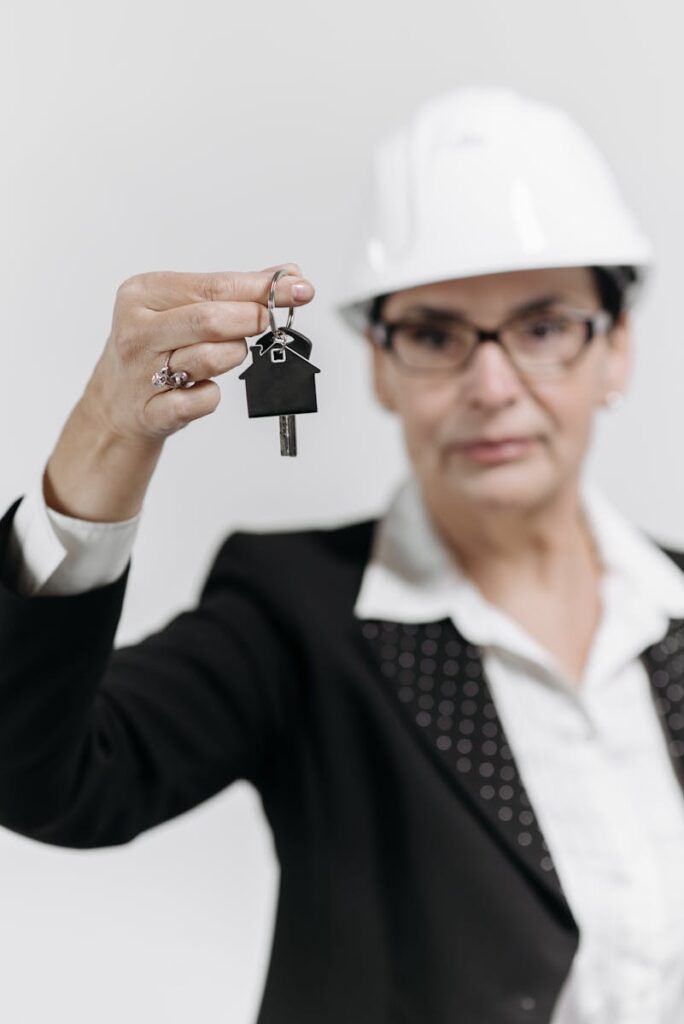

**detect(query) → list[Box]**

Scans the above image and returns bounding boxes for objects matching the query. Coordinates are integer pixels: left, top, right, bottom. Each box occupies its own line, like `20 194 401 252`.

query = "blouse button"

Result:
520 995 536 1011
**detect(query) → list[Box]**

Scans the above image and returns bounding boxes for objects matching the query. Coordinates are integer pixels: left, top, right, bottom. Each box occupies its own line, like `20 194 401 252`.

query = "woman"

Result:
2 87 683 1022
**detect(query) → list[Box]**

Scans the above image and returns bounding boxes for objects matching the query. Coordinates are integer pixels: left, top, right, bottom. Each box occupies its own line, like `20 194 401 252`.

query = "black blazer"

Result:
2 493 684 1024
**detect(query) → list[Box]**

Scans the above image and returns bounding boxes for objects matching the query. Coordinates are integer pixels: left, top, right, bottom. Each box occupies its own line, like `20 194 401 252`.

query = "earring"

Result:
602 390 625 411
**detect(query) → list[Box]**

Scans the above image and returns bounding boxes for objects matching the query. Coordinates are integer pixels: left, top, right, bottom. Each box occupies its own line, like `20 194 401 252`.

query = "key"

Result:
238 327 320 456
238 268 320 456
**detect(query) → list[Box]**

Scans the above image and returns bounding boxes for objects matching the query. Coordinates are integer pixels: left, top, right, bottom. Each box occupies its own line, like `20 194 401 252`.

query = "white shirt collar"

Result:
353 473 684 686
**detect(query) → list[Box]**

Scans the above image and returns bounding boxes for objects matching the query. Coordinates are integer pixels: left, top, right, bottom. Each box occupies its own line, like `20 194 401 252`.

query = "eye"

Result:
517 314 571 338
409 327 451 347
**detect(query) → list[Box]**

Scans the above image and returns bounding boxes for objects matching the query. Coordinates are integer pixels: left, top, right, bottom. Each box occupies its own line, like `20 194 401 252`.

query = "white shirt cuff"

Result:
7 473 141 596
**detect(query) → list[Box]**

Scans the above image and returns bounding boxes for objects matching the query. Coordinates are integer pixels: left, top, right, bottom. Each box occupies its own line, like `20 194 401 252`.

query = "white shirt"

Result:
8 472 684 1022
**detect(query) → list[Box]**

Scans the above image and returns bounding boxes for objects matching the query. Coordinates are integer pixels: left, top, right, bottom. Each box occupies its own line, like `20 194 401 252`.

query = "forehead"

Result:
382 266 598 319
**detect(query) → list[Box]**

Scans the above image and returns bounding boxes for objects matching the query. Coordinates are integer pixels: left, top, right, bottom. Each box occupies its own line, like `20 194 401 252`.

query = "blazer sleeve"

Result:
0 496 301 849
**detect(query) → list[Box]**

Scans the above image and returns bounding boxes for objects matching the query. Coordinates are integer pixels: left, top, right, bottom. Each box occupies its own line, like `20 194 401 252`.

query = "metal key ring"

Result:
268 269 295 339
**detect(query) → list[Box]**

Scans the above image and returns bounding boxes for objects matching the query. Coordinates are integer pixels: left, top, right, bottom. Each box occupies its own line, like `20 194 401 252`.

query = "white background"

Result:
2 1 684 1020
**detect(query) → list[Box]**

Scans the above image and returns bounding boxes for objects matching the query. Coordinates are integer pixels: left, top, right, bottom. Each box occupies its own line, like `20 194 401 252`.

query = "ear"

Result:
364 328 397 413
598 310 632 406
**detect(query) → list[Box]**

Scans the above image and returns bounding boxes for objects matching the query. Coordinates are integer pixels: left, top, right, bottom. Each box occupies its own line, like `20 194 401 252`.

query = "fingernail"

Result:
291 282 313 302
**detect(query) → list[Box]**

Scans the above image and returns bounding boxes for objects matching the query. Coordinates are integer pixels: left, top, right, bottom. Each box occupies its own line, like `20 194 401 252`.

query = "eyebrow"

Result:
393 294 567 323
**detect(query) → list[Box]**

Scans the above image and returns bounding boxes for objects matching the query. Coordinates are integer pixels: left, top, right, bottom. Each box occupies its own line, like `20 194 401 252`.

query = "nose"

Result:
458 339 526 409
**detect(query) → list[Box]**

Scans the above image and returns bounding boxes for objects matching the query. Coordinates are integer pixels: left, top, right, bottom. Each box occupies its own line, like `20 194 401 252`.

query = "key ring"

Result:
268 269 295 340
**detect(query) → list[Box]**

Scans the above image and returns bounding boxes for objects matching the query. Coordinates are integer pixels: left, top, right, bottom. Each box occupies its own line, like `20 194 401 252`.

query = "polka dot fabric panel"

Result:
640 617 684 784
359 617 571 913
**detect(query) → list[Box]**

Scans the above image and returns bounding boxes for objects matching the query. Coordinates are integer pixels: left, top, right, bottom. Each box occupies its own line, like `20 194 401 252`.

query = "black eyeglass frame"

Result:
369 305 615 376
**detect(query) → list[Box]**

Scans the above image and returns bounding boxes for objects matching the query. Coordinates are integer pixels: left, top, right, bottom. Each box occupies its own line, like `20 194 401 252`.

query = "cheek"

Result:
395 381 455 458
534 378 597 459
395 378 454 438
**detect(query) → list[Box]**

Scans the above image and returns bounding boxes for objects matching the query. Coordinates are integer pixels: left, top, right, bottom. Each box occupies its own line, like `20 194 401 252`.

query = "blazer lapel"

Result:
640 615 684 789
359 615 575 921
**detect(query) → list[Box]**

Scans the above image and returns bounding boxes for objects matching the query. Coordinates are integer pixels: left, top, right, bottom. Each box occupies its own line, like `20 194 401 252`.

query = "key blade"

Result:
279 414 297 456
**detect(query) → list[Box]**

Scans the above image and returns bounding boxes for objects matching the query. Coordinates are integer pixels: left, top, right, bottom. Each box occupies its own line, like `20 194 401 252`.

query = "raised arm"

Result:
0 497 301 848
0 262 316 846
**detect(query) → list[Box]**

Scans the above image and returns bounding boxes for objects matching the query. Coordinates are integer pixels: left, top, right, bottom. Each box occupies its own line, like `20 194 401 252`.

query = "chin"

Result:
439 460 552 510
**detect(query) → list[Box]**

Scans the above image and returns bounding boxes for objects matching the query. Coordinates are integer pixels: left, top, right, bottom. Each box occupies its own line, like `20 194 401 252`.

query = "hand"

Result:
81 263 315 445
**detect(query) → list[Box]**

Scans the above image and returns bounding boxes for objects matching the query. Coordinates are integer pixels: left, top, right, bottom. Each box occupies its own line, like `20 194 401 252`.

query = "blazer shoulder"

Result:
201 513 379 611
214 513 378 562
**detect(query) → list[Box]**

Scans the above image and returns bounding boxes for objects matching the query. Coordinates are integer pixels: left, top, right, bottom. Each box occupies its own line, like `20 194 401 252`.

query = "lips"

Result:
452 435 539 464
457 435 533 447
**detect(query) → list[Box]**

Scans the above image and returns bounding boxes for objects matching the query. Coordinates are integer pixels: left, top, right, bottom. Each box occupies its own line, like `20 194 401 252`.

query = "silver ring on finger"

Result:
151 349 195 390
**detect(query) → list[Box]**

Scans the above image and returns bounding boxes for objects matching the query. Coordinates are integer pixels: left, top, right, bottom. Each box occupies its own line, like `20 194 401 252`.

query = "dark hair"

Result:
367 265 636 327
589 265 637 322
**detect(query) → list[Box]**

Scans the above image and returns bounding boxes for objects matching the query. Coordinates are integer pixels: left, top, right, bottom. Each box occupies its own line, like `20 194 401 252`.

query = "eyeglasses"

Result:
369 305 615 378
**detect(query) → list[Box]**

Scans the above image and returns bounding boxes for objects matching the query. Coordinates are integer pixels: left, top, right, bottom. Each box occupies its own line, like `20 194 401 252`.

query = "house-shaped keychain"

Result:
238 327 321 418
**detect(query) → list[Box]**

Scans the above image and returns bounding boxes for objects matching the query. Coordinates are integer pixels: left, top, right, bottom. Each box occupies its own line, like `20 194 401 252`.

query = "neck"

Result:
421 476 604 600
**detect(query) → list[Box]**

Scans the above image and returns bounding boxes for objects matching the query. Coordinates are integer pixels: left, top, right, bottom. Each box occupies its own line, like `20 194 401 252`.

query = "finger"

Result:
123 266 312 312
259 261 302 274
144 379 222 436
165 339 249 381
138 300 278 354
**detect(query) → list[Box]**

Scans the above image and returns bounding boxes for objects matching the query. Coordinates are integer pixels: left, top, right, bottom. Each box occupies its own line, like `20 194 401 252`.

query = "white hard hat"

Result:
333 86 654 334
